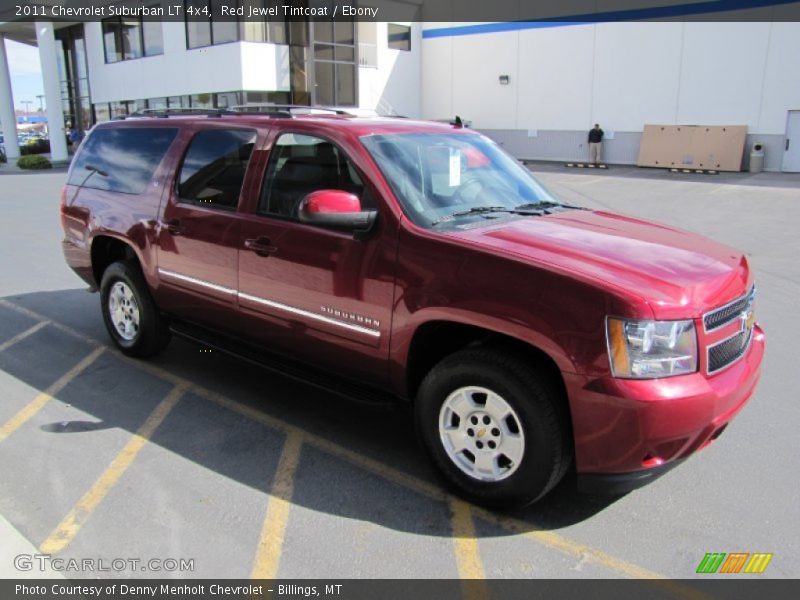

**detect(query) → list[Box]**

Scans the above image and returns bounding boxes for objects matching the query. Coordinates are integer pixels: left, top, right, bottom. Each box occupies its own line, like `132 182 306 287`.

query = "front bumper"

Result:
566 324 765 484
576 459 687 495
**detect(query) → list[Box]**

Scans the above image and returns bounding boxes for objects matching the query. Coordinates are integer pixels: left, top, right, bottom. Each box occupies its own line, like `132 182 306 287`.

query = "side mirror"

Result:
298 190 377 234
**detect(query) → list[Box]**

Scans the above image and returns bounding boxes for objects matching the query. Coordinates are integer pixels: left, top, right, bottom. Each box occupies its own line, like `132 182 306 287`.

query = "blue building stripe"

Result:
421 0 796 39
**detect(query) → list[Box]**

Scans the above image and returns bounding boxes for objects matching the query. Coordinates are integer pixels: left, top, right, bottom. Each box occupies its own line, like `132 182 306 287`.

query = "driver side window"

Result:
259 133 375 219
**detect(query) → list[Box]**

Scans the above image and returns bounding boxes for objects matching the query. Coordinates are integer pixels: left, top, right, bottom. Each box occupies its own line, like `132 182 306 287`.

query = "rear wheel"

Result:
416 348 572 508
100 261 170 357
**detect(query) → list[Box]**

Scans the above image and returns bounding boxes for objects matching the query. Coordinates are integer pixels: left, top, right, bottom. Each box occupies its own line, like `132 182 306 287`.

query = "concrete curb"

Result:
0 152 71 173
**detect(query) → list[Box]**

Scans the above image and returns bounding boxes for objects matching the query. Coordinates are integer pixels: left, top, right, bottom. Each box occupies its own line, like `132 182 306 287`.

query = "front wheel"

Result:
100 261 170 357
416 348 572 508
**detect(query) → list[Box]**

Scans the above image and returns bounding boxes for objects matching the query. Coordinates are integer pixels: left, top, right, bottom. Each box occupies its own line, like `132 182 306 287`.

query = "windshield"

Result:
360 132 559 228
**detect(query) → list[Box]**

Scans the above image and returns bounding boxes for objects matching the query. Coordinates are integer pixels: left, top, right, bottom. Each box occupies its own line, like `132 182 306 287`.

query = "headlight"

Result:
606 317 698 378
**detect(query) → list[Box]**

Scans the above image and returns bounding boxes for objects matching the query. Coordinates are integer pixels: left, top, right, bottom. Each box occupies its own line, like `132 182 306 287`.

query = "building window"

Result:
102 11 163 62
190 93 215 108
94 90 302 124
109 101 130 119
142 17 165 55
168 96 189 108
211 0 238 44
388 23 411 51
57 25 94 136
94 104 111 123
185 3 212 48
185 1 301 48
243 90 291 105
215 92 243 109
312 16 357 107
102 19 123 62
241 1 288 44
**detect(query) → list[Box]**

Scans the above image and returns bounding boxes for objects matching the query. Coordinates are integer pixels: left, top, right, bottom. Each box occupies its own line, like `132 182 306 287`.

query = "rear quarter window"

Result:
68 127 178 194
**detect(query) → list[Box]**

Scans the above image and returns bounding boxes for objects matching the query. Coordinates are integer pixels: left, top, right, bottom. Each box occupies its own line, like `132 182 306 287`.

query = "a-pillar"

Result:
0 34 21 160
35 21 68 163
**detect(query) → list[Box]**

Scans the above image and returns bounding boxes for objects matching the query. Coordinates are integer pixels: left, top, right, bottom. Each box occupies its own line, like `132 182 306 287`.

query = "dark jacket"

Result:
588 128 604 143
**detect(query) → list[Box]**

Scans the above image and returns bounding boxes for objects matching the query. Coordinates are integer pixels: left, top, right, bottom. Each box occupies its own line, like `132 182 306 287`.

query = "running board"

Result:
168 320 397 408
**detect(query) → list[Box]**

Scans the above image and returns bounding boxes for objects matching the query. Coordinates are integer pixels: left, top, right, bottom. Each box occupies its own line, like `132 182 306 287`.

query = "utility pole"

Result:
36 94 45 111
21 100 32 114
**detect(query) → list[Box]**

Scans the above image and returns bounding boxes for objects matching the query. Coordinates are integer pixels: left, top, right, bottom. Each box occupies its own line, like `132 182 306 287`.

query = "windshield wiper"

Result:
431 200 577 227
515 201 584 213
514 201 559 211
431 206 512 226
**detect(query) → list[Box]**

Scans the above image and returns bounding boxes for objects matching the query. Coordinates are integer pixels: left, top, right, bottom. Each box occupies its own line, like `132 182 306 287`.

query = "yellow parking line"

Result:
0 299 103 349
0 321 49 353
39 383 188 554
0 346 105 444
250 431 303 579
450 499 489 599
0 299 701 588
209 389 669 580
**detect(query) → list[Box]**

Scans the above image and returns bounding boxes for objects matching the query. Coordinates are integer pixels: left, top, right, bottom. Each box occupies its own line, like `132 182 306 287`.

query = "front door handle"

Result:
160 218 184 235
787 138 791 151
244 237 278 257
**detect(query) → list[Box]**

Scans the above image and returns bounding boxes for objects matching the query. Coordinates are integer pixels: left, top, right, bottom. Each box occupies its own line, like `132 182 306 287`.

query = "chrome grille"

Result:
703 287 755 332
708 328 753 374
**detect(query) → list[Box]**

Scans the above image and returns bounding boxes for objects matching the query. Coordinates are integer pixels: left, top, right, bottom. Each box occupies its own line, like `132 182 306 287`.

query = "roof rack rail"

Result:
227 103 348 115
124 107 229 119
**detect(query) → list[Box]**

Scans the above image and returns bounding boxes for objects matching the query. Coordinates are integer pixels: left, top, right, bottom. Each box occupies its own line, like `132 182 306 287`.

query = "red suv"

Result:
60 108 764 507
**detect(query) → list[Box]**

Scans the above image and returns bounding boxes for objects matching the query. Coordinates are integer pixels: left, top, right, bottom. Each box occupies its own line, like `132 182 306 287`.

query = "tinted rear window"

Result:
68 127 178 194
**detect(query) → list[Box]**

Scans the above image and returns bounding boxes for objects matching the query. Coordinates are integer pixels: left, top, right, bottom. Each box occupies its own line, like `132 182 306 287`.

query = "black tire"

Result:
415 348 573 509
100 260 170 357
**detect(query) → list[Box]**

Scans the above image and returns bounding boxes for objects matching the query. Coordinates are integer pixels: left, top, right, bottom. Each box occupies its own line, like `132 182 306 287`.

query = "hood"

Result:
446 209 751 318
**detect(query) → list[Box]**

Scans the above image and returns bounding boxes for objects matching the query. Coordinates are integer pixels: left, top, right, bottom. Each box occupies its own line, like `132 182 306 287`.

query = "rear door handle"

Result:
787 139 791 151
160 219 184 235
244 236 278 256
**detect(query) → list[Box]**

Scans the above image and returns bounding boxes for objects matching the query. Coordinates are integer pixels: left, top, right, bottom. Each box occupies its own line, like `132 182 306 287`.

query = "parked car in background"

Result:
59 107 765 507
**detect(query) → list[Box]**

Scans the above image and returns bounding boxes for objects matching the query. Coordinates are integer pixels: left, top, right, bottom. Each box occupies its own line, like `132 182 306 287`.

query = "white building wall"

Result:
420 34 452 120
421 21 800 170
757 22 800 135
451 30 517 129
517 25 594 130
592 23 684 131
359 21 422 117
85 22 287 104
675 22 770 128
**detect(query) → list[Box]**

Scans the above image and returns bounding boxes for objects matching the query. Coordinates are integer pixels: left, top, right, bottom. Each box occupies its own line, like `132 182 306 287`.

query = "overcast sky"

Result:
5 40 45 112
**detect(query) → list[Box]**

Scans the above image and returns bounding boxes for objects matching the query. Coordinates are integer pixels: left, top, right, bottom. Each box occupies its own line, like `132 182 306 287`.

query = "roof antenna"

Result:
454 115 463 128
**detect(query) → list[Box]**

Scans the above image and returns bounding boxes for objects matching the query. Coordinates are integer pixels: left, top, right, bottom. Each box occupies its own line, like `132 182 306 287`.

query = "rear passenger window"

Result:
260 133 375 218
177 128 257 210
68 127 178 194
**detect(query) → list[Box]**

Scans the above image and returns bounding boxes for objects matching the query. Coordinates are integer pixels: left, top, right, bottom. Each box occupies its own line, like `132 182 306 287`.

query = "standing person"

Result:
68 125 81 152
588 123 604 165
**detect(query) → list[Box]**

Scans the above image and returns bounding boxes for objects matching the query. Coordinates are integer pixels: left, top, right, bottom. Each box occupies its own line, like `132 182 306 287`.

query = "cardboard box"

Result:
637 125 747 172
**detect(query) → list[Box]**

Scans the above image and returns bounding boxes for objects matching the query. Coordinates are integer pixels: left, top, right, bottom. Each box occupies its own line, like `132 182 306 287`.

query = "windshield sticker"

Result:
449 149 462 187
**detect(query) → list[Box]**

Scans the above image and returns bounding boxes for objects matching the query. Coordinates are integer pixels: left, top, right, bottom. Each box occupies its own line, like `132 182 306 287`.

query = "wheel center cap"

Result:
477 428 486 438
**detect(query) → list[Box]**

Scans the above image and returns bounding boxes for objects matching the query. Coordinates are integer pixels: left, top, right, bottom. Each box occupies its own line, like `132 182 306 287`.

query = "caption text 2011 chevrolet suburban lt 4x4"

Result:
60 108 764 508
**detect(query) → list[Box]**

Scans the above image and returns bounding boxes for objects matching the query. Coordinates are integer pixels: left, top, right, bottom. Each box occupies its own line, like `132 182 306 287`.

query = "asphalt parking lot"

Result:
0 164 798 582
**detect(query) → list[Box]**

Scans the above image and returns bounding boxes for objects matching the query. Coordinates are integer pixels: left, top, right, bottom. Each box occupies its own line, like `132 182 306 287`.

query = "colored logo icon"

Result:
696 552 773 574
